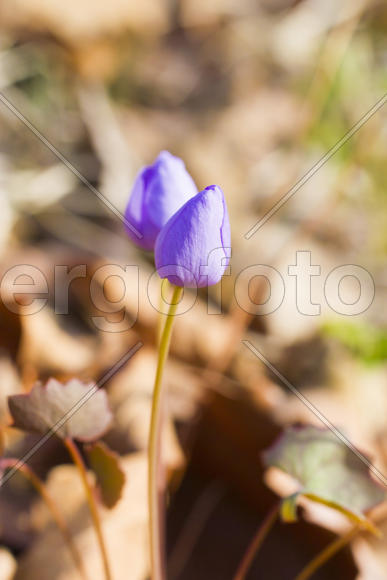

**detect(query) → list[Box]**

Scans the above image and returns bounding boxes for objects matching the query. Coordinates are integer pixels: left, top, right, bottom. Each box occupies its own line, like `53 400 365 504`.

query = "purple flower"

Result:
124 150 197 250
155 185 231 288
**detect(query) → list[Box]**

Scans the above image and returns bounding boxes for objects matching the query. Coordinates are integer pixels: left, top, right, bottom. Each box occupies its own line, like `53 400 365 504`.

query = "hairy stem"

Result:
148 284 183 580
64 438 112 580
294 526 361 580
233 503 280 580
0 458 87 580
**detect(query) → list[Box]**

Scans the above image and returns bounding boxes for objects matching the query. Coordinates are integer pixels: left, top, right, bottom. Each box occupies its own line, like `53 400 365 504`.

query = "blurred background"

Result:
0 0 386 578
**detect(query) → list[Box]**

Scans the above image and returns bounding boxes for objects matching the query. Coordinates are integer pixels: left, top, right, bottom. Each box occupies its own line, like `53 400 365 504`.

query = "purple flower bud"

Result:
124 151 197 250
155 185 231 288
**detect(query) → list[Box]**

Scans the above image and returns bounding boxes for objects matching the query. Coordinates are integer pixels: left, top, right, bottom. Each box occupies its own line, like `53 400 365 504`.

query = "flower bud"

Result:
124 151 197 250
155 185 231 288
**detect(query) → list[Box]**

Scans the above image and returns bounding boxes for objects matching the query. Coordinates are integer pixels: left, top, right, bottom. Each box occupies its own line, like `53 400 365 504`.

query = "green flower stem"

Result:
157 279 170 345
233 503 280 580
148 284 183 580
1 458 87 580
294 525 361 580
64 438 112 580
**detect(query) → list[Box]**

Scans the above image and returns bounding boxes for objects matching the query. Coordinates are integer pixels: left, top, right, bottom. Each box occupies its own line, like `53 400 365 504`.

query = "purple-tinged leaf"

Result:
8 378 113 442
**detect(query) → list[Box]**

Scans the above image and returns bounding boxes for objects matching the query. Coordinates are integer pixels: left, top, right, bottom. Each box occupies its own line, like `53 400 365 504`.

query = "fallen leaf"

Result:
0 0 169 45
85 441 125 509
263 425 385 529
8 378 113 442
0 547 17 580
15 453 149 580
0 355 21 426
19 307 96 376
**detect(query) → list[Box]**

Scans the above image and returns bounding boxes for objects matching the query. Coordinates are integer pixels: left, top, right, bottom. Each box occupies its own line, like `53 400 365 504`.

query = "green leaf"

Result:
8 378 113 442
263 425 385 530
322 320 387 366
85 441 125 509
